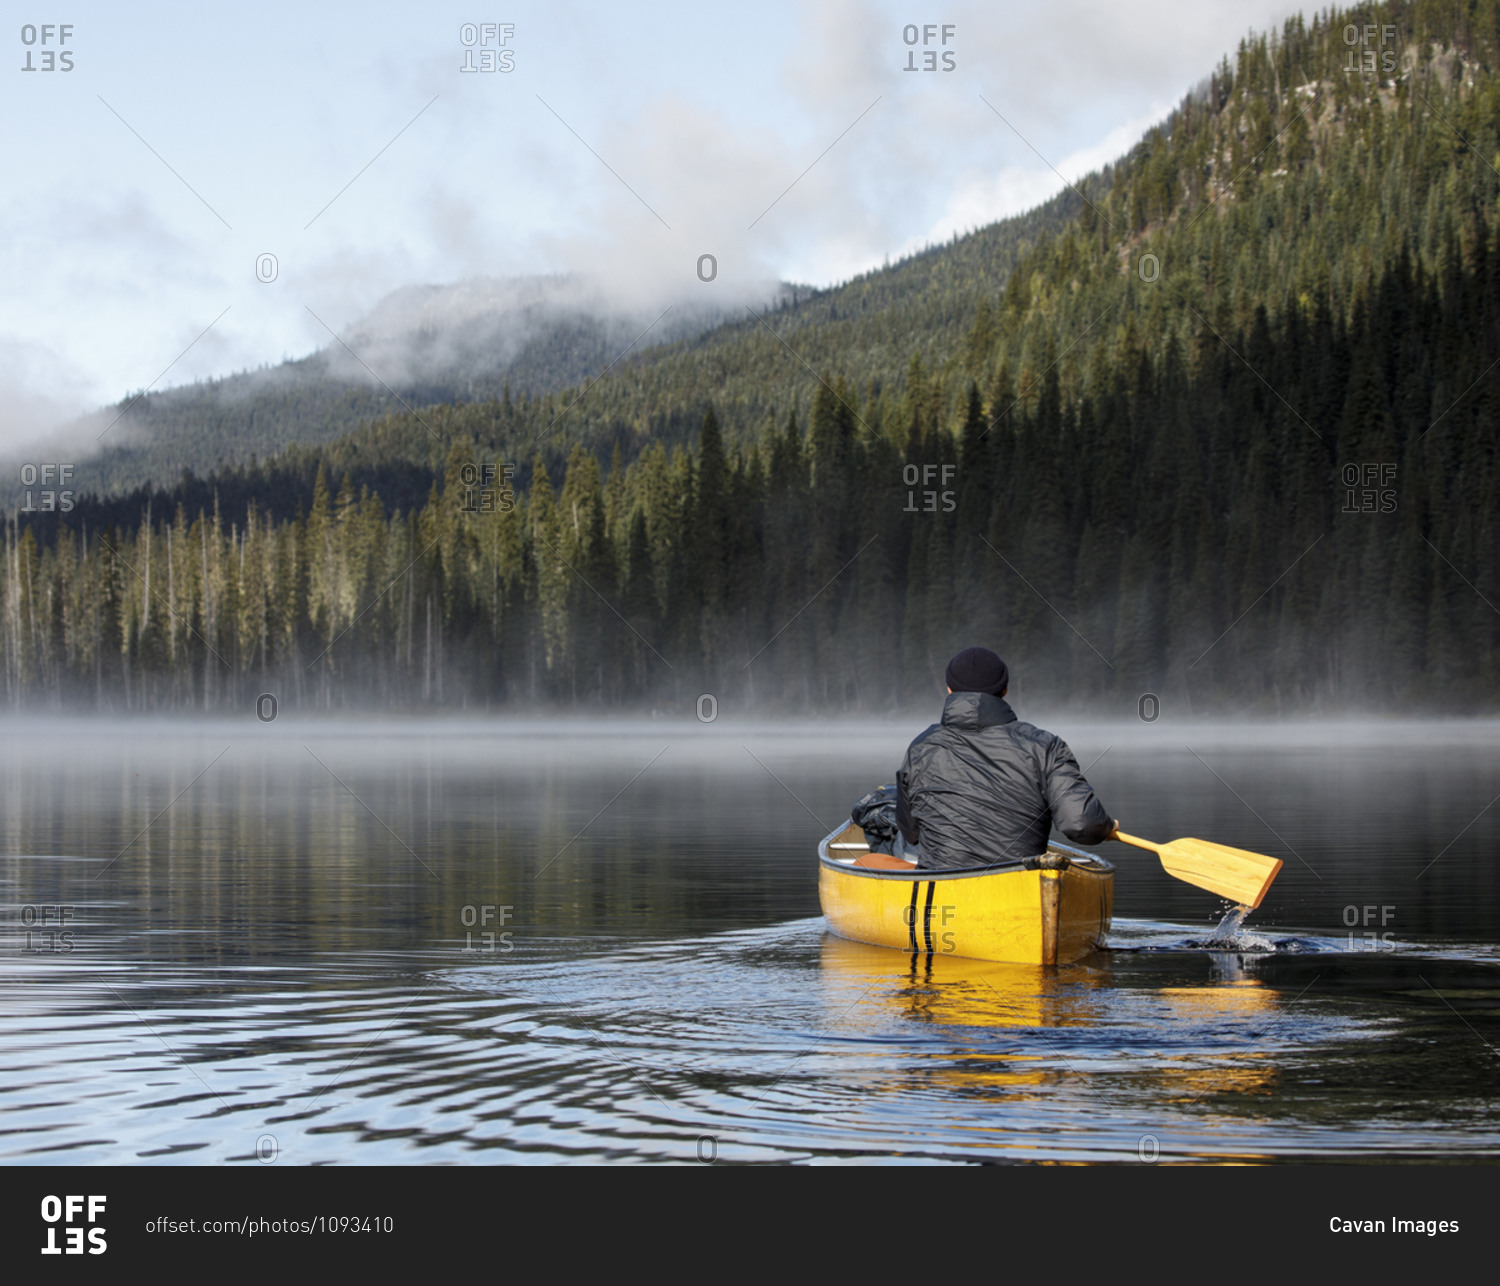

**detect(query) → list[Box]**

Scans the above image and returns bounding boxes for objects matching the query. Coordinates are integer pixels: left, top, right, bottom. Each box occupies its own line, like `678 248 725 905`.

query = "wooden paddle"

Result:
1112 829 1284 909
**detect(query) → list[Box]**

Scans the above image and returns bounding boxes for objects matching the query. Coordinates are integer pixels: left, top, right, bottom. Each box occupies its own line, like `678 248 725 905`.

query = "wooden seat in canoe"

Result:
852 852 918 871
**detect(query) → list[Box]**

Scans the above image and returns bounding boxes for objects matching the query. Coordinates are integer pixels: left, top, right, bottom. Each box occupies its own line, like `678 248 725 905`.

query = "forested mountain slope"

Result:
13 277 757 500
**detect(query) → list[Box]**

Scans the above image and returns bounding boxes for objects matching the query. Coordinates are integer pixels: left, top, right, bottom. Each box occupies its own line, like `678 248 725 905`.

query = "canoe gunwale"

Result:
816 822 1115 881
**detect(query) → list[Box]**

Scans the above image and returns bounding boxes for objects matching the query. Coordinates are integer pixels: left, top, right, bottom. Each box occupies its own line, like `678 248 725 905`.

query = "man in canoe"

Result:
895 646 1118 869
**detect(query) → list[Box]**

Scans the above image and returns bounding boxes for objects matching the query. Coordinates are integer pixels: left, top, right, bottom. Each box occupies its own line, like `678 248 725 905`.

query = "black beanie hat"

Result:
945 646 1009 696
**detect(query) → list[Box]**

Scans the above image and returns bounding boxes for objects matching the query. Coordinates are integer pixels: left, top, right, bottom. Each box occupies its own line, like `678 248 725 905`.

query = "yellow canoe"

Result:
818 821 1114 966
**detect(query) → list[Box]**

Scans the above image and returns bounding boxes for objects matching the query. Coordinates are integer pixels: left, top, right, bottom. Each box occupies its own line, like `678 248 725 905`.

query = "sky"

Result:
0 0 1302 451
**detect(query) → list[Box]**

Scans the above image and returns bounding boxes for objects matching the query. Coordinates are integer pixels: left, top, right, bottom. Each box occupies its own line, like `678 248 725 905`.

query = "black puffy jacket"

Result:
895 691 1114 870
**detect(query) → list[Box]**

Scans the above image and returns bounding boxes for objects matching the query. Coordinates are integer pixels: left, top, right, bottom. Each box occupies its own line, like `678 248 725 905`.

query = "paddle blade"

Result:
1155 838 1284 909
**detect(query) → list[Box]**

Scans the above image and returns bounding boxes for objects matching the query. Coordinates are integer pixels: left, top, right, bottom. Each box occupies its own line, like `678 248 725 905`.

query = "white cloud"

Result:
0 337 106 458
899 105 1172 257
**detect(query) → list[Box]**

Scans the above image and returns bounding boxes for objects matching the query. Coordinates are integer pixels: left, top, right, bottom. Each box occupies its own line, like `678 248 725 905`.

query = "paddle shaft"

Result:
1113 831 1160 854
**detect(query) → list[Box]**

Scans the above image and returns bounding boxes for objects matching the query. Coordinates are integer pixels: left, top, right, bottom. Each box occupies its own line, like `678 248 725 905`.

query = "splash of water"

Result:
1204 904 1277 952
1209 905 1252 943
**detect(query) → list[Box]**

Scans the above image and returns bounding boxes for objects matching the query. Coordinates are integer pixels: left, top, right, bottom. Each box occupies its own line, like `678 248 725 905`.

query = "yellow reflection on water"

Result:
818 934 1283 1103
817 935 1110 1094
819 933 1110 1029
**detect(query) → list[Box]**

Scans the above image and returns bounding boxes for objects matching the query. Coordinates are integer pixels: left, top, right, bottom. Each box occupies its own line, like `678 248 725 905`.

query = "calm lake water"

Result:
2 715 1498 1164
